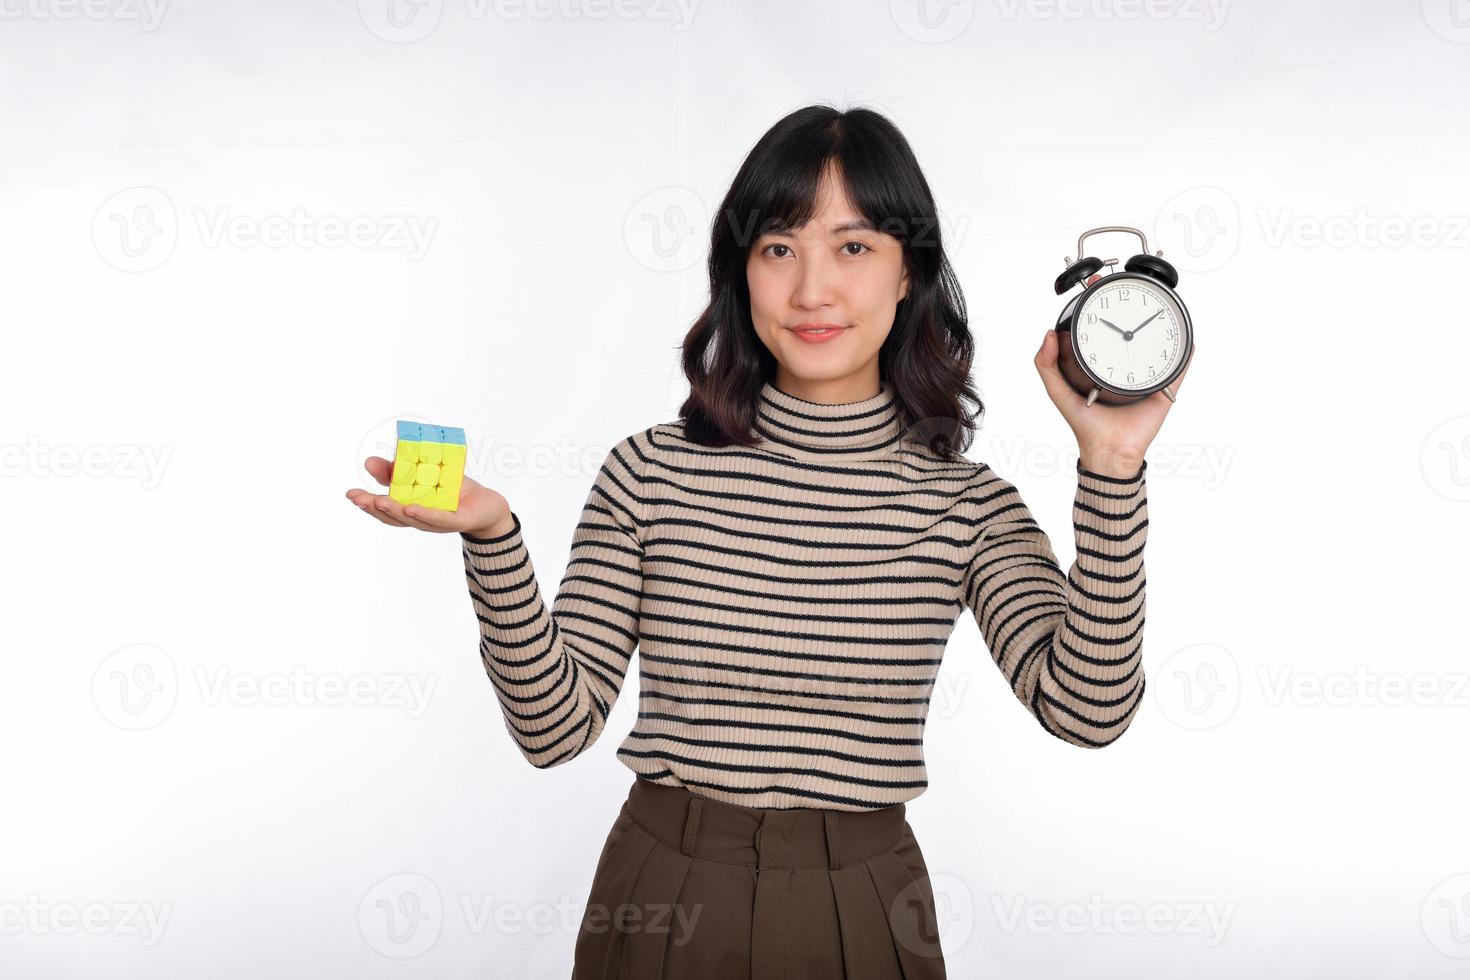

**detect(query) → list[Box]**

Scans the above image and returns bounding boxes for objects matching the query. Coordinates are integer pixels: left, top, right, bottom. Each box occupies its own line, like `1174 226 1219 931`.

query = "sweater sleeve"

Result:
460 432 647 768
959 459 1147 748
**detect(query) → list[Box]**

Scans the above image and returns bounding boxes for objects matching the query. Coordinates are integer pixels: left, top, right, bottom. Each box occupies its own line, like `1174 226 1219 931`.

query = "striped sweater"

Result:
461 380 1148 811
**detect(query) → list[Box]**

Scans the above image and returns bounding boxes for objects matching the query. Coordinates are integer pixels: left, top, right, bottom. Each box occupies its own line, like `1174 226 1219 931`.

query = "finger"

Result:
348 492 409 527
363 456 393 487
1163 345 1197 400
373 495 454 534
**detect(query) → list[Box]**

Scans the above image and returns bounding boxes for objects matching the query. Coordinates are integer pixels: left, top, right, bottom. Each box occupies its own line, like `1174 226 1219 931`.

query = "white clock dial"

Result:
1074 277 1186 391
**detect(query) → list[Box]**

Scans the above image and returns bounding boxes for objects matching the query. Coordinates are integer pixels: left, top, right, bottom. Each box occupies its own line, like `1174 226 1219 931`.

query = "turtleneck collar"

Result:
754 379 907 460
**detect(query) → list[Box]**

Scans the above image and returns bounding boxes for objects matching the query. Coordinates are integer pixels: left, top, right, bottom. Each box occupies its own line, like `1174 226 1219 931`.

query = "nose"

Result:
792 251 838 310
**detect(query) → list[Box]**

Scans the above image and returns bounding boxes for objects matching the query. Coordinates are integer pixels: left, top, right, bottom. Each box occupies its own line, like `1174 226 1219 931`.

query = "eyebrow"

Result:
761 218 877 237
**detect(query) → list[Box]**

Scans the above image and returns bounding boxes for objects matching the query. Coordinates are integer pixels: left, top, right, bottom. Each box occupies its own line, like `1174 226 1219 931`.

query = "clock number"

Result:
1100 297 1110 310
1088 352 1096 364
1080 331 1089 344
1120 287 1130 301
1126 372 1135 384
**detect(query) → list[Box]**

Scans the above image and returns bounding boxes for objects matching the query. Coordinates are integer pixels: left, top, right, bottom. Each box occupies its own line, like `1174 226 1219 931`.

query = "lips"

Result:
789 324 848 343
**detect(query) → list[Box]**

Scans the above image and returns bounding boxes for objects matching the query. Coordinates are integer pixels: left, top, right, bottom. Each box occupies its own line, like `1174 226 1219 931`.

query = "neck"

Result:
754 378 906 460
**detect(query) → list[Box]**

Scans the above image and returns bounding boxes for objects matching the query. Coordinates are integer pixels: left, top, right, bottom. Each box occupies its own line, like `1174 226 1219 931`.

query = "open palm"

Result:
345 456 511 536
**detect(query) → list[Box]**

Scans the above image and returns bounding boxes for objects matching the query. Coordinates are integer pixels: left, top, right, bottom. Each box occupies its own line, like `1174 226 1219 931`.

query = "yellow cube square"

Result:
387 421 467 512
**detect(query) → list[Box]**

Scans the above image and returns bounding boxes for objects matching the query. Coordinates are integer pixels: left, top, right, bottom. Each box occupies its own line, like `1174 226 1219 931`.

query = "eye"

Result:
761 243 792 258
842 241 872 256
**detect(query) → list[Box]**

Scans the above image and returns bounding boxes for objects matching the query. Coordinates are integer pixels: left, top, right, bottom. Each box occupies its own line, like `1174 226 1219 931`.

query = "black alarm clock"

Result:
1053 226 1195 407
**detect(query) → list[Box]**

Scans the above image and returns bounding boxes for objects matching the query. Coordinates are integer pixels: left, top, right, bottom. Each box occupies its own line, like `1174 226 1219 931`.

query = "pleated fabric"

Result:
572 776 946 979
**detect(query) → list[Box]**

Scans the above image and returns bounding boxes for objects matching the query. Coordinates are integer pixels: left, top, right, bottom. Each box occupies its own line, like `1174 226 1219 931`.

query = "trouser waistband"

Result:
623 776 908 871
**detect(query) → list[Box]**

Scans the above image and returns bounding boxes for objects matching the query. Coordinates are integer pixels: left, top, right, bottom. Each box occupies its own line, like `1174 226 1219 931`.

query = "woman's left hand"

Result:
1034 328 1195 477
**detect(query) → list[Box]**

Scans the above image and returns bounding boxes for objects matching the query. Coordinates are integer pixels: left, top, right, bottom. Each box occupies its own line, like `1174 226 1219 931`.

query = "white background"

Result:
4 0 1469 976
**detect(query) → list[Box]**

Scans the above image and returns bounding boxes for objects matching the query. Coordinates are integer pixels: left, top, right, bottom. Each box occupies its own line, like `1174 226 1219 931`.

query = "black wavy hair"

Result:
677 103 981 459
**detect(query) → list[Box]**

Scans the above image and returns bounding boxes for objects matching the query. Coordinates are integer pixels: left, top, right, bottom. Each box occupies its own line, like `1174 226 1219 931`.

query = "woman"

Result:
347 104 1189 978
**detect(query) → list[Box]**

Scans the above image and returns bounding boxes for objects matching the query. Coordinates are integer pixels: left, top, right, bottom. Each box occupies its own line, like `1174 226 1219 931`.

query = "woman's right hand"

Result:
345 456 516 538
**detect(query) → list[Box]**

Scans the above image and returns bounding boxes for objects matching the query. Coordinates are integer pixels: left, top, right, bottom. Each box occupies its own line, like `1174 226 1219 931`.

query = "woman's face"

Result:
746 167 910 399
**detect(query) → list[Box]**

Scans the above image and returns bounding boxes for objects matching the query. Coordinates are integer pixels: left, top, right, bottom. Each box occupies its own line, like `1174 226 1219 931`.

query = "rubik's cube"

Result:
389 421 467 511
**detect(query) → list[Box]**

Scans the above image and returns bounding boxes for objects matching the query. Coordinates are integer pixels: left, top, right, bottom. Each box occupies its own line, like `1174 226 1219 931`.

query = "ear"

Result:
898 263 910 302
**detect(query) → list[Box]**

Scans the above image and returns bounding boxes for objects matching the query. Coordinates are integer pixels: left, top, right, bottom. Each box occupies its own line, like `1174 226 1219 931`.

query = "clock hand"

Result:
1130 309 1164 334
1099 318 1129 337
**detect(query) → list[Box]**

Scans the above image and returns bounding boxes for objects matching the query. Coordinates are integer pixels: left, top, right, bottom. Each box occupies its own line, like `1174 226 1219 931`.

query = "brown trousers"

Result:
572 776 947 979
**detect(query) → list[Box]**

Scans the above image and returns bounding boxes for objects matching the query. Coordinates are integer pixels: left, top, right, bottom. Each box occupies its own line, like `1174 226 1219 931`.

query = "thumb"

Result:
1035 331 1084 410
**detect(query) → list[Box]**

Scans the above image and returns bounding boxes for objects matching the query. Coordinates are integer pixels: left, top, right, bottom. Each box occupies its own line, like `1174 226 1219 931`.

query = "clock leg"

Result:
1086 388 1100 407
1162 385 1176 403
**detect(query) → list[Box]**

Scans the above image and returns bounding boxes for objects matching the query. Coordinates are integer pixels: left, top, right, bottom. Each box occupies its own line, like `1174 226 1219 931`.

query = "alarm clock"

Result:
1053 225 1195 407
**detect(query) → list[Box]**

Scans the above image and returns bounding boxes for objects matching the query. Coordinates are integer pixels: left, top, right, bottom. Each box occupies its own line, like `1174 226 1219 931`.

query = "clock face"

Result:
1074 276 1188 391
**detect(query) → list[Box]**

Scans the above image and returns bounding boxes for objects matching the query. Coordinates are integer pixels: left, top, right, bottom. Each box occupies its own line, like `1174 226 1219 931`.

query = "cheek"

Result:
746 267 784 321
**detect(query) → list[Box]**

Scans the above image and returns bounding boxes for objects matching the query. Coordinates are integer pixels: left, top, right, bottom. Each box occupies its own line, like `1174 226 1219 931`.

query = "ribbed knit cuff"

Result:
461 512 526 573
460 512 559 667
1074 459 1147 557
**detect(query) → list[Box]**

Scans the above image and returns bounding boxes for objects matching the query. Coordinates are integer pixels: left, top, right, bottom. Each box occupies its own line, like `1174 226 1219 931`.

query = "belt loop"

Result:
823 811 841 869
680 796 705 856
